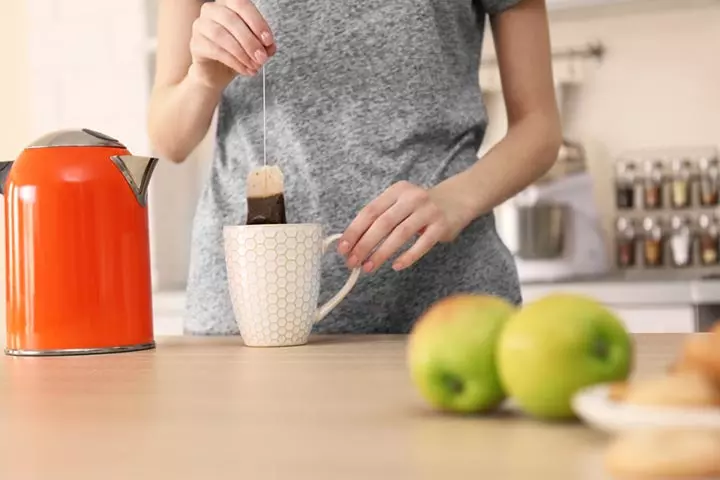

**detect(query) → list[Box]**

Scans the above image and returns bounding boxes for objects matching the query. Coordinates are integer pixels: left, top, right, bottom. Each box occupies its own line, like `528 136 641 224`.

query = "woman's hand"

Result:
188 0 276 89
337 181 474 273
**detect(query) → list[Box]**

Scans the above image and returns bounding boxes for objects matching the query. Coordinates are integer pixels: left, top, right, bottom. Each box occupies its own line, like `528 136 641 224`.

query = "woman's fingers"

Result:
213 2 269 66
265 41 278 58
392 223 444 271
340 182 437 269
201 7 261 70
191 26 251 75
347 200 416 269
223 0 275 47
362 206 435 273
339 181 455 274
193 17 253 73
338 183 406 258
193 1 275 76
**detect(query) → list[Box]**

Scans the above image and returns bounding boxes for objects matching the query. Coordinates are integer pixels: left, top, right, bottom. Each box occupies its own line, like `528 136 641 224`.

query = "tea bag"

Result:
246 165 287 225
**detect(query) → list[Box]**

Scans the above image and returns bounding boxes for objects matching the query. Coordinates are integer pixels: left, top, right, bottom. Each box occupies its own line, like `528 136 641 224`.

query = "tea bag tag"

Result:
246 165 287 225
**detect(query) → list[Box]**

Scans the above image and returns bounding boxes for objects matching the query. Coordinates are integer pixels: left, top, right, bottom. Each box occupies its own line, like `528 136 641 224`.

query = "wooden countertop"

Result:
0 334 687 480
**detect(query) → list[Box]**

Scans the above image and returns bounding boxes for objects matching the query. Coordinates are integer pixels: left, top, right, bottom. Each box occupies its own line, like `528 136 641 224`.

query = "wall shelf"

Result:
547 0 720 17
548 0 642 10
480 42 603 94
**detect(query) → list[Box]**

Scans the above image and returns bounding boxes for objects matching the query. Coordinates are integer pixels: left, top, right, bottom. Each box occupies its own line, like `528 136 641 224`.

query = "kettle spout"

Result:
110 155 159 207
0 161 13 196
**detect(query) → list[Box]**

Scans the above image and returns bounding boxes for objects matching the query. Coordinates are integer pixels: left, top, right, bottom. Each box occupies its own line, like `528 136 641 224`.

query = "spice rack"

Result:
610 146 720 278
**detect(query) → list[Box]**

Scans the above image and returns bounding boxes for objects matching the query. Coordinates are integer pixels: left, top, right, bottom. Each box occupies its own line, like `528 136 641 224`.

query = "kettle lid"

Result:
26 128 126 149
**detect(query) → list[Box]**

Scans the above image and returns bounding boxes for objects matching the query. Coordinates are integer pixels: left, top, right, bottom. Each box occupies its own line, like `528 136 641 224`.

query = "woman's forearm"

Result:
437 112 562 224
147 66 226 163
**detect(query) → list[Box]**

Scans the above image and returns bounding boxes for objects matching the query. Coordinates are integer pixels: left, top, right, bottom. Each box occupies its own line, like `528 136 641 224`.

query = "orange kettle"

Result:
0 129 158 356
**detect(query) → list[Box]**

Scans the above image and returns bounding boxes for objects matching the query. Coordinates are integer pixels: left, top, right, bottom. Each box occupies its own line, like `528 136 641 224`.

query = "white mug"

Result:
223 224 361 347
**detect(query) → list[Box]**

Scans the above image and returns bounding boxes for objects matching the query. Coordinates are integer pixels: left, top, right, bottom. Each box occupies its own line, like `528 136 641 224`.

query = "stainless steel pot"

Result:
515 202 568 260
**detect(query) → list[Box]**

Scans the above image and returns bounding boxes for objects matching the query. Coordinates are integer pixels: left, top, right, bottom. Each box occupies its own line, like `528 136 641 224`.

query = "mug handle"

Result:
316 234 362 324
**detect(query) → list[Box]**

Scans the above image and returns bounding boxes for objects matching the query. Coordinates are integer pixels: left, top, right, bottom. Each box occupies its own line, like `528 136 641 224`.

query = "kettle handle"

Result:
0 161 13 196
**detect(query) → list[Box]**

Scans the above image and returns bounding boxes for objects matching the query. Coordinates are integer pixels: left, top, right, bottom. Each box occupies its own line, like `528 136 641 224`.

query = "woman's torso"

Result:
185 0 521 335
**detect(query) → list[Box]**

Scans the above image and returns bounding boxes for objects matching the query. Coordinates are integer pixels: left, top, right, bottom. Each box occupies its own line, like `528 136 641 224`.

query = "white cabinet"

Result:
520 281 705 334
610 306 696 334
546 0 633 9
152 291 186 336
154 315 185 336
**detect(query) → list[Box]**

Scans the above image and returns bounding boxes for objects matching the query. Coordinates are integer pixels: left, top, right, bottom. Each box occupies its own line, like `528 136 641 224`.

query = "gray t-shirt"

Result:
185 0 524 335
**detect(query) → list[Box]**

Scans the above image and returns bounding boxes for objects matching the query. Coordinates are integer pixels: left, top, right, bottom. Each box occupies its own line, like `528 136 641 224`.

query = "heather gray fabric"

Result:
184 0 524 335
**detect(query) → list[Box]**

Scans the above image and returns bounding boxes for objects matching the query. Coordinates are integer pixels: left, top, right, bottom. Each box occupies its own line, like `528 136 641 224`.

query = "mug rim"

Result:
223 223 322 232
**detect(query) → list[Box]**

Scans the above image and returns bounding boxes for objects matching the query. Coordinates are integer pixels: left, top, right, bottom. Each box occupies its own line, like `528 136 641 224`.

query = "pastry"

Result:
711 321 720 336
667 355 698 375
605 429 720 479
609 381 630 402
622 372 720 409
245 165 287 225
677 335 720 386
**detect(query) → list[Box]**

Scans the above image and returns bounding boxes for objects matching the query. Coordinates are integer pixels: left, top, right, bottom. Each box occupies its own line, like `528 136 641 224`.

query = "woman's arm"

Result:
439 0 562 219
148 0 275 163
338 0 561 272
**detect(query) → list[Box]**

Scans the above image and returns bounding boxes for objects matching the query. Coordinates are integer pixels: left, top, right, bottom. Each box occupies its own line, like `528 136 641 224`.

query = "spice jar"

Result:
669 215 692 267
642 217 664 267
698 156 720 206
615 217 636 268
670 159 692 209
698 213 719 265
642 160 664 209
614 161 636 209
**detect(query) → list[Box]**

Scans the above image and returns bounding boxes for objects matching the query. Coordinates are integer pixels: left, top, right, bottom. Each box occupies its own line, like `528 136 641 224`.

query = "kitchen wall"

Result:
0 4 30 161
482 1 720 157
0 2 30 340
0 1 718 339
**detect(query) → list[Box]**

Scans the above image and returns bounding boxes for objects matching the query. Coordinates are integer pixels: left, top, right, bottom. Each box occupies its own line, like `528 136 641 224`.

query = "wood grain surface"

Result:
0 334 688 480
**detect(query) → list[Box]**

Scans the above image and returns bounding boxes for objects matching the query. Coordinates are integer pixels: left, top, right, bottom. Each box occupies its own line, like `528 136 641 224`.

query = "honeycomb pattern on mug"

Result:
224 227 323 346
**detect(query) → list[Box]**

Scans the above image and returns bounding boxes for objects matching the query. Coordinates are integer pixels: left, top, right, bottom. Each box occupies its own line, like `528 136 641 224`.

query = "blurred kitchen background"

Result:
1 0 719 337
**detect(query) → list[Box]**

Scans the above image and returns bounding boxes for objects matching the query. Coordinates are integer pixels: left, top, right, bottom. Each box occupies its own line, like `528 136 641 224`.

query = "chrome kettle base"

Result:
4 341 156 357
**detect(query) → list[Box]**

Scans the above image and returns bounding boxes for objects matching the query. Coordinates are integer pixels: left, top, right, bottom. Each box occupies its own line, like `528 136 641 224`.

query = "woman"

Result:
148 0 561 335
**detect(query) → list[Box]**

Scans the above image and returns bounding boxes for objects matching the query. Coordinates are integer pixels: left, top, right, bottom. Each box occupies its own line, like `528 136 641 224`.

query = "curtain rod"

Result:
480 42 605 66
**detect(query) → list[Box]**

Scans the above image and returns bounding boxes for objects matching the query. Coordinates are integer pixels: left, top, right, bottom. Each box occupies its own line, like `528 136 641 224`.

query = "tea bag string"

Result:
262 64 268 196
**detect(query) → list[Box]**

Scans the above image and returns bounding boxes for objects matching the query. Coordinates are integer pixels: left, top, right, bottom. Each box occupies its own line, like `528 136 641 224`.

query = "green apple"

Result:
497 293 633 420
407 294 517 414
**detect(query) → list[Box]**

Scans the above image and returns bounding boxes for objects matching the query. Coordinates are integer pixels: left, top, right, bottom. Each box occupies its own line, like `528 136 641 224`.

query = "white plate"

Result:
572 383 720 433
